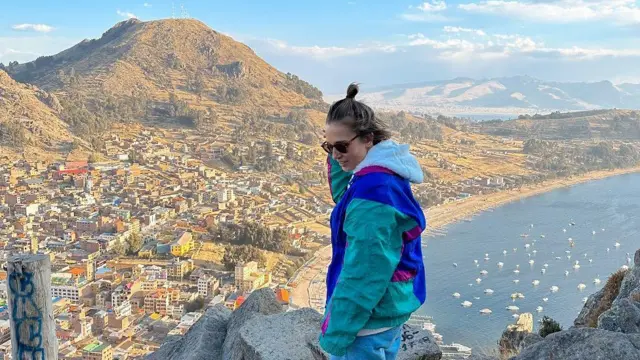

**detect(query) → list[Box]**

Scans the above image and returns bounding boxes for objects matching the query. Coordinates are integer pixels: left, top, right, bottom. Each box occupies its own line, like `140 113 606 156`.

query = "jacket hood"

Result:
354 140 424 184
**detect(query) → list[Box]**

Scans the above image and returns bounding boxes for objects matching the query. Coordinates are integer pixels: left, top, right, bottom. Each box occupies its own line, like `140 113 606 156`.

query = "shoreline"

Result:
290 166 640 308
426 165 640 231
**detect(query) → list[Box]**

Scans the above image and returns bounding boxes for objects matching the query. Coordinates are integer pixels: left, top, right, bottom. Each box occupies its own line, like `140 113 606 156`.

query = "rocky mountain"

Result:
0 69 79 157
4 18 325 132
338 76 640 116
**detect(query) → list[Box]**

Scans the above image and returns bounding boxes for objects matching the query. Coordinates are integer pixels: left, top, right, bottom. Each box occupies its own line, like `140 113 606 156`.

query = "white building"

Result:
197 276 220 297
217 189 235 203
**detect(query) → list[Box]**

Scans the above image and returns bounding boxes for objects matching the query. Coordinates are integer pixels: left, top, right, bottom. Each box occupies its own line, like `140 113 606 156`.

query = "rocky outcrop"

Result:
498 329 542 357
505 249 640 359
514 328 640 360
147 288 442 360
148 304 231 360
222 288 284 360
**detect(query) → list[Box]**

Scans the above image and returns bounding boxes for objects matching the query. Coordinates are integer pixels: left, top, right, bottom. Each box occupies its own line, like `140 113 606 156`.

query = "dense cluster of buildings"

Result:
0 127 334 359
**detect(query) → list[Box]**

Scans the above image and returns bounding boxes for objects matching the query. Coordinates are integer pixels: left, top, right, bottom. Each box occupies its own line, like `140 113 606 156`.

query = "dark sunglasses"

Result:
321 134 359 154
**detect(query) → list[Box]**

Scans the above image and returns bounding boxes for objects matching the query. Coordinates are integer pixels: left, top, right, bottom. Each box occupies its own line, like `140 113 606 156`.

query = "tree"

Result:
185 296 205 312
88 153 99 164
539 316 562 338
126 233 143 255
112 240 126 256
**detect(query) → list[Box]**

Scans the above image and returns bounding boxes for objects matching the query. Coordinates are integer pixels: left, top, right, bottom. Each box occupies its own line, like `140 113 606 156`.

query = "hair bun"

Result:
346 83 359 99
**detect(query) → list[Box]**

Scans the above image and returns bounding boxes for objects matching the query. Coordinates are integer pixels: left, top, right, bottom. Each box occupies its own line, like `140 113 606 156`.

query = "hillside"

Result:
473 109 640 140
0 69 81 160
334 76 640 117
5 18 326 134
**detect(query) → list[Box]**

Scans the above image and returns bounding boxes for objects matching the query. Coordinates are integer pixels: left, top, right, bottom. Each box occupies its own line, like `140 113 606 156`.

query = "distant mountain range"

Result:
330 76 640 116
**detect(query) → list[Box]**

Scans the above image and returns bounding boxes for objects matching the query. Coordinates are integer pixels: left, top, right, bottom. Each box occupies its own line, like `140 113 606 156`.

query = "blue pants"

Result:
330 326 402 360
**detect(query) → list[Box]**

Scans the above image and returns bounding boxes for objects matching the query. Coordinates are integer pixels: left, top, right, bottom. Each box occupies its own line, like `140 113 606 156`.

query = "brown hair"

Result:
326 83 391 145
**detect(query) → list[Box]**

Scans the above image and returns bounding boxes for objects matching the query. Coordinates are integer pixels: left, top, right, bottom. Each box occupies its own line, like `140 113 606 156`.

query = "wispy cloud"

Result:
11 24 54 33
117 10 137 19
143 2 152 7
263 38 396 60
459 0 640 25
402 1 452 22
443 26 486 36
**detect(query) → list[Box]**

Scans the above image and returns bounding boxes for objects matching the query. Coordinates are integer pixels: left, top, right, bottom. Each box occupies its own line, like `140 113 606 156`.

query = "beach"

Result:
290 165 640 309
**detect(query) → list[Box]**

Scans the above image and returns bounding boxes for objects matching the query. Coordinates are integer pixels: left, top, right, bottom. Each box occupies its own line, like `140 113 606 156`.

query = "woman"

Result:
319 83 427 359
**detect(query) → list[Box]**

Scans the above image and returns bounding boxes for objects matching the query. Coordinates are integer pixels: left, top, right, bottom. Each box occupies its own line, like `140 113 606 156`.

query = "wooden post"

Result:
7 254 57 360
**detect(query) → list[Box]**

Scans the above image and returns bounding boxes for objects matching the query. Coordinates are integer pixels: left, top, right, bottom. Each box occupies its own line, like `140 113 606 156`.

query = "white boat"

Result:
542 297 549 302
532 280 540 286
593 277 601 284
525 244 530 249
529 260 535 265
565 270 570 276
474 259 479 264
544 263 549 268
615 242 621 248
476 278 482 284
513 279 520 284
555 256 562 260
563 228 567 233
461 301 473 307
589 259 593 264
480 308 492 314
452 263 458 267
452 292 461 298
536 306 544 312
503 250 508 255
513 269 520 274
550 286 559 292
473 296 481 300
440 343 473 358
602 228 605 232
578 283 586 290
583 297 589 303
592 231 596 235
541 268 546 274
565 250 571 254
607 248 610 252
511 292 525 299
512 313 520 319
484 289 494 294
480 270 489 275
484 257 490 261
540 235 546 238
532 250 538 254
506 305 519 311
497 262 504 268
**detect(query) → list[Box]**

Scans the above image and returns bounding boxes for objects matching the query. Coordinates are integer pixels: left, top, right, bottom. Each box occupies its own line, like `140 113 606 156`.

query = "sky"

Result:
2 0 640 93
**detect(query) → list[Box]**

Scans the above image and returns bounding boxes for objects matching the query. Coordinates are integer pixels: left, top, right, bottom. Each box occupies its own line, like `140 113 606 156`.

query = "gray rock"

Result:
236 308 328 360
397 323 442 360
147 304 231 360
599 298 640 333
223 288 284 360
616 265 640 301
498 329 543 357
574 287 606 327
635 249 640 267
514 328 640 360
467 354 500 360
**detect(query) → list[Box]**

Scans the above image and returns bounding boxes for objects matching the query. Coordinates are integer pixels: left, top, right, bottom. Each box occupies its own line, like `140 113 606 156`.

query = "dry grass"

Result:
631 293 640 302
586 268 629 327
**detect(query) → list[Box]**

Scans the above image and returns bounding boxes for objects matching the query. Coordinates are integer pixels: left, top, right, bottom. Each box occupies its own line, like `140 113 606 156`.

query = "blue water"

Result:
419 173 640 349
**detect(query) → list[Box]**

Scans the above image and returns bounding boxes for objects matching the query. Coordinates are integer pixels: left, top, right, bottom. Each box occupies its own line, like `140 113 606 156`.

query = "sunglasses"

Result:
321 134 360 154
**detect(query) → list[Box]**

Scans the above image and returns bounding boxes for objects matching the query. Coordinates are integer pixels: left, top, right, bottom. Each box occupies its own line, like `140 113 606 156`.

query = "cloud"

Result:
417 0 447 12
459 0 640 25
117 10 137 19
443 26 486 36
11 24 55 33
144 2 152 7
0 36 78 64
402 1 452 22
260 38 396 60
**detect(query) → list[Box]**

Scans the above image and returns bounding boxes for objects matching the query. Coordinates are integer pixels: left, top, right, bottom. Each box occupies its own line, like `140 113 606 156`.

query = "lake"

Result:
418 172 640 349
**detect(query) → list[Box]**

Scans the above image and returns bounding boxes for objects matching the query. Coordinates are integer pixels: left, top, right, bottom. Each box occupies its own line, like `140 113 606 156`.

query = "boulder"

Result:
397 323 442 360
574 286 606 328
514 328 640 360
498 329 543 357
147 304 231 360
598 297 640 333
236 308 328 360
222 288 284 360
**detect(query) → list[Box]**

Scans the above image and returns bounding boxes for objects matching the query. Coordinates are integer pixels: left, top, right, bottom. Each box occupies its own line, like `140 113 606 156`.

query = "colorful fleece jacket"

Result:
319 140 427 356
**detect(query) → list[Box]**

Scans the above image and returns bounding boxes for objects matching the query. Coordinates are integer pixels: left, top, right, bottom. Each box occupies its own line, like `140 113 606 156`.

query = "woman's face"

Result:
324 122 372 172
